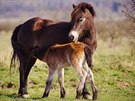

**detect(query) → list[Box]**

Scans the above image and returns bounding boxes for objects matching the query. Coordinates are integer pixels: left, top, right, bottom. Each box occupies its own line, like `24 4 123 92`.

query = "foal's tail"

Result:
10 24 22 70
84 46 93 70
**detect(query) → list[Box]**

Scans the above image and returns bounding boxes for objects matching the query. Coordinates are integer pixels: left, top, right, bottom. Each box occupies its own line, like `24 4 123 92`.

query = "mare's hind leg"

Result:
58 68 65 98
87 68 98 100
18 56 36 98
23 57 37 97
18 54 28 97
42 67 56 98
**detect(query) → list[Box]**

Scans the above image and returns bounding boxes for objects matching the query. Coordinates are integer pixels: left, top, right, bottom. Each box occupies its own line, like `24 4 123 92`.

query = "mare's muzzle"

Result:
68 30 79 42
69 35 74 42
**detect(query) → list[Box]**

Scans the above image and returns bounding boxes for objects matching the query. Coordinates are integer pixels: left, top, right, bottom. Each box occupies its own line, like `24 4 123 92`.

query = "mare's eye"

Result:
78 18 83 22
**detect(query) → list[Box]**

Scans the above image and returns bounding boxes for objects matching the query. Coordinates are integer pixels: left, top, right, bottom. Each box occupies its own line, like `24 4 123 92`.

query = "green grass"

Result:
0 31 135 101
0 56 135 101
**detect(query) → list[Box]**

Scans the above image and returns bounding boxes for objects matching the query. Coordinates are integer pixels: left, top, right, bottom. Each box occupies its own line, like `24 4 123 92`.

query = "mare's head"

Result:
68 2 96 42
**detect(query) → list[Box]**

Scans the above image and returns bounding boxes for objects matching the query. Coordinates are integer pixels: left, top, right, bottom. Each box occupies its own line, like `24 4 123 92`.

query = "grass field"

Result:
0 27 135 101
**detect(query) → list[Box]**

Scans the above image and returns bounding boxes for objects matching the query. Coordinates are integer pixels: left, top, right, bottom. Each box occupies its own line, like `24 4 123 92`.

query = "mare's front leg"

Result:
58 68 66 98
42 67 56 98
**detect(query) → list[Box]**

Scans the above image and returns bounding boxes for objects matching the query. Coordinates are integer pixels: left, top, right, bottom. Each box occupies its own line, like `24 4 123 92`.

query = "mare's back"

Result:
39 22 72 47
18 17 72 51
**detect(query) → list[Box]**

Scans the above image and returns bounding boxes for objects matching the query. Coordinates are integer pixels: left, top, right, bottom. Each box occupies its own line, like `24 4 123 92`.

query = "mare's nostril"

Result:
69 35 74 41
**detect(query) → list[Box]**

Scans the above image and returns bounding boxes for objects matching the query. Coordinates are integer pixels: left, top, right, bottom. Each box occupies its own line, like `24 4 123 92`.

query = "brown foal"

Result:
32 42 97 100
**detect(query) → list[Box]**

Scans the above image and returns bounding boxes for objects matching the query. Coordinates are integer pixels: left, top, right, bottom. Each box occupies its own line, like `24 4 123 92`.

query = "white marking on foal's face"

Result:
69 30 79 42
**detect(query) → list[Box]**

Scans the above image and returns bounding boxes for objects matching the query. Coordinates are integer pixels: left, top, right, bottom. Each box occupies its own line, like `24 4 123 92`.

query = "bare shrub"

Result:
122 0 135 23
122 0 135 56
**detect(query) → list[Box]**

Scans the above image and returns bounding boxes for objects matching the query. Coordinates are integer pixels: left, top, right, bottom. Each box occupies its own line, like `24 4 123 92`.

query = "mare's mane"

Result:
71 2 96 17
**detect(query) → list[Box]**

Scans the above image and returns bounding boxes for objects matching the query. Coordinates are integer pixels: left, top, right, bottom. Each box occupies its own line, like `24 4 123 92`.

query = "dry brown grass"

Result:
95 20 135 56
0 19 135 57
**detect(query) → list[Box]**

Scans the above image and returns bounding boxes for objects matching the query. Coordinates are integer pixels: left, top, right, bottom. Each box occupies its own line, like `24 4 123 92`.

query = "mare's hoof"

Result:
42 94 48 98
60 95 65 98
60 96 65 98
22 94 30 98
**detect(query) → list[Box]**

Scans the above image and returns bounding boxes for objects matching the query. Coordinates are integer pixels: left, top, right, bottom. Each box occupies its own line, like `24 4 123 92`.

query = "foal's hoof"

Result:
92 91 98 100
60 88 66 98
83 94 92 99
76 95 81 99
22 94 30 98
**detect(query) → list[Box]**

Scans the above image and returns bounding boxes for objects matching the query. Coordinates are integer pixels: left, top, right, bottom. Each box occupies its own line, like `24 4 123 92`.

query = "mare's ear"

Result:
81 6 85 13
73 4 76 8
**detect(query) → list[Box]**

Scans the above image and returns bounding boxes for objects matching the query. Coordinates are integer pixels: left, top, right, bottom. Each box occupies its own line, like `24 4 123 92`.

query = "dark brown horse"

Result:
10 2 97 99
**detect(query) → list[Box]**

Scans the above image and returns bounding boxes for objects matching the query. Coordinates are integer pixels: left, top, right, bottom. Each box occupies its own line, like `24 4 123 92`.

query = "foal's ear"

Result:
73 4 76 8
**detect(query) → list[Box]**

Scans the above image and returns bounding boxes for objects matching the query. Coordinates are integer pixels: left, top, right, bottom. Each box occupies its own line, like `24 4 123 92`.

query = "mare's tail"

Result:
10 24 22 70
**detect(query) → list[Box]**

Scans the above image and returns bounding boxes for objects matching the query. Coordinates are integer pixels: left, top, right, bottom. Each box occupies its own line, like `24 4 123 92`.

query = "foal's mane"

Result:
71 2 96 17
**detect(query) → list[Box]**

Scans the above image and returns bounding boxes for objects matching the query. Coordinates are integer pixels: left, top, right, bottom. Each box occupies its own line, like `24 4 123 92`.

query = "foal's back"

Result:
42 42 86 67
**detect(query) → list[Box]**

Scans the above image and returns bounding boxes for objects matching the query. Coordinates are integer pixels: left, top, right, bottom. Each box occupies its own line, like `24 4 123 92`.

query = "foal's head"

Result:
69 2 96 42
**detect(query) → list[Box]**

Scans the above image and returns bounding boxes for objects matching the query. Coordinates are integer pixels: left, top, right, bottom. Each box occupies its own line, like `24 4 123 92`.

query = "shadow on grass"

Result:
0 93 43 100
0 92 91 101
0 93 19 98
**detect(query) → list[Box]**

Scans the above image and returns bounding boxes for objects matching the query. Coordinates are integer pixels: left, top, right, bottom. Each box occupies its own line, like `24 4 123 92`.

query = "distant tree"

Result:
122 0 135 56
122 0 135 23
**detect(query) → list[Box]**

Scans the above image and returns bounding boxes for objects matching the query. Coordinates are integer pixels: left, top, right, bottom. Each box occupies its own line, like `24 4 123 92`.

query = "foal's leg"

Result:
87 68 98 100
82 81 90 99
58 68 66 98
82 64 91 99
72 64 87 99
42 67 56 98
